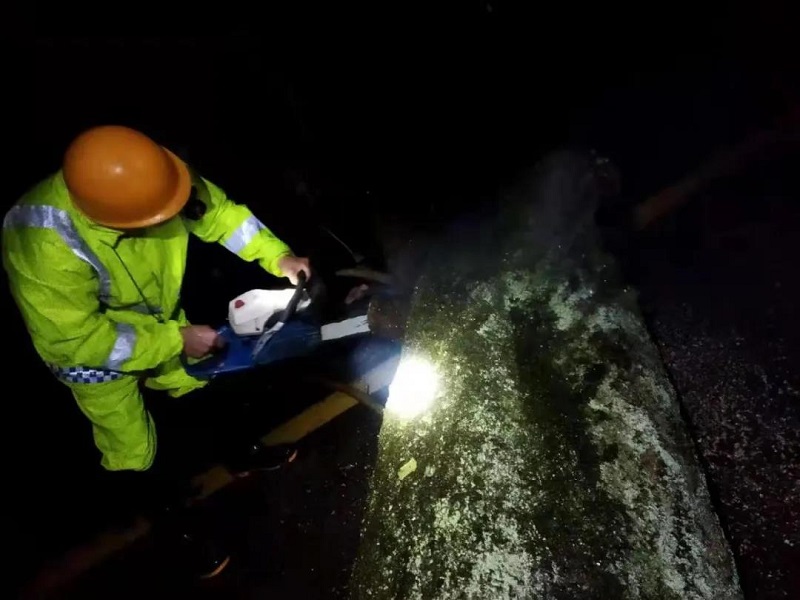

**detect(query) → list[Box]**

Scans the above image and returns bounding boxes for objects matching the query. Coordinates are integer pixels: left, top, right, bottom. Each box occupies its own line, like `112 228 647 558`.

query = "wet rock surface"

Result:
350 152 741 599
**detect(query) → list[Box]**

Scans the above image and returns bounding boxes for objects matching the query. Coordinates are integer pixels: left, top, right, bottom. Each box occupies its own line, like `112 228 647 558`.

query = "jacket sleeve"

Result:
3 237 185 372
185 176 293 277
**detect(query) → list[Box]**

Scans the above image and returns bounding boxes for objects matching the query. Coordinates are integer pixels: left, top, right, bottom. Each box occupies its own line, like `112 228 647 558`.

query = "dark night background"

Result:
2 2 798 598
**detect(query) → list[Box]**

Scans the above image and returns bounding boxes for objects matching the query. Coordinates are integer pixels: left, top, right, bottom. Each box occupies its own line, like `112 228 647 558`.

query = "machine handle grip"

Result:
281 271 307 322
181 325 241 376
264 270 308 330
214 324 241 347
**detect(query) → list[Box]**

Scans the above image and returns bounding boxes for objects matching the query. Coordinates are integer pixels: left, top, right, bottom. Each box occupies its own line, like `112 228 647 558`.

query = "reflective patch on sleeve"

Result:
222 215 266 254
106 323 136 369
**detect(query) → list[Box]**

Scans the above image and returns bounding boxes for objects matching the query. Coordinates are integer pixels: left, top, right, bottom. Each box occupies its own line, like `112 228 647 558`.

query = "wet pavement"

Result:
632 156 800 599
55 405 383 599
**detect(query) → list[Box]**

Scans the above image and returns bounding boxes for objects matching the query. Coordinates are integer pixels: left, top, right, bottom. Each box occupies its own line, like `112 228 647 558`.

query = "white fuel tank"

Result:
227 289 311 335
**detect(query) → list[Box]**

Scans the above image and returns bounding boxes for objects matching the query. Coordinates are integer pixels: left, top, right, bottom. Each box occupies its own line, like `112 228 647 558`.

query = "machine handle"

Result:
263 270 308 330
181 325 241 375
214 324 242 348
281 271 308 321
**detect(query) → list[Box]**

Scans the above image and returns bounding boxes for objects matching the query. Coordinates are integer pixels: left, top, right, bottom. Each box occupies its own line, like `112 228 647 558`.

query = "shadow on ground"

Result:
55 405 382 599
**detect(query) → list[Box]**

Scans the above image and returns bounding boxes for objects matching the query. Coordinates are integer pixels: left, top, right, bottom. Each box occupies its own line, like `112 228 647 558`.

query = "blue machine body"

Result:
183 273 403 394
185 316 324 379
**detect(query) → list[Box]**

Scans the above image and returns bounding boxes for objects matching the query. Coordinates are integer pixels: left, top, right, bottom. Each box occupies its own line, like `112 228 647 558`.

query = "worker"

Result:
2 125 311 576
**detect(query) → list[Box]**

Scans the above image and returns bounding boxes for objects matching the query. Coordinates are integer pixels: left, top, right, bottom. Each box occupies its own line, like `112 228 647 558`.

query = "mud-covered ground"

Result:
628 154 800 599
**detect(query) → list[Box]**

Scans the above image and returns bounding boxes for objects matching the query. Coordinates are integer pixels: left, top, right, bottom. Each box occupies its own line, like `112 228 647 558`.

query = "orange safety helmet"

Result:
62 125 192 229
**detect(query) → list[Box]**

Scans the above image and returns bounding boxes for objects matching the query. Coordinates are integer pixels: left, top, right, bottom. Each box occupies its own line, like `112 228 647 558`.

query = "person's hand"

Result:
277 255 311 285
181 325 222 358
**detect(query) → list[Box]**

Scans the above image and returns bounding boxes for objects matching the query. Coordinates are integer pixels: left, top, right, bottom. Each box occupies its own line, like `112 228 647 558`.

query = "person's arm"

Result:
185 176 294 277
3 238 184 372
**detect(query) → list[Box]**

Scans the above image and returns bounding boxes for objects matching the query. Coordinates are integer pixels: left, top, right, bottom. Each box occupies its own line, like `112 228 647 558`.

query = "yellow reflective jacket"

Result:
2 170 292 380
